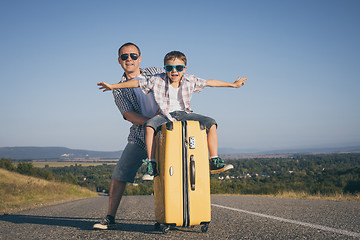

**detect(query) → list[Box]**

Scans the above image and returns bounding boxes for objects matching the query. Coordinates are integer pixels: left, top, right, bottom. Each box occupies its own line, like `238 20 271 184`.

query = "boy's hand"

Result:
97 81 113 92
233 77 248 88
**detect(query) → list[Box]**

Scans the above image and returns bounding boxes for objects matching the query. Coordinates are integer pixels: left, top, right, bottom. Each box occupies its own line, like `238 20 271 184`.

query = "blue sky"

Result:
1 0 359 152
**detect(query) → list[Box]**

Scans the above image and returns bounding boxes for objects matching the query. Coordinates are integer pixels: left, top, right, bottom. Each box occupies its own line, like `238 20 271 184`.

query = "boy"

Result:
98 51 247 180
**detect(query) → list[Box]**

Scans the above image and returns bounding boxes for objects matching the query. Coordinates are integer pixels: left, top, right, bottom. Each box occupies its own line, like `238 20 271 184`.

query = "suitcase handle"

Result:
190 155 195 190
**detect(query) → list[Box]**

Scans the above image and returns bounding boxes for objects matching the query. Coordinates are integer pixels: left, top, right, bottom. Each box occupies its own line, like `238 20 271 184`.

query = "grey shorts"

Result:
111 142 147 183
145 111 217 133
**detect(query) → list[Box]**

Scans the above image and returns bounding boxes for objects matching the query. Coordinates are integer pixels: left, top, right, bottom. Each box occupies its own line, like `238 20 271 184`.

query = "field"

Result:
29 159 118 168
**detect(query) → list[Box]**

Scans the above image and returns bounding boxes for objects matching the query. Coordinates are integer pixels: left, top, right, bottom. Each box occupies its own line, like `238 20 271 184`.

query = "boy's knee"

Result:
145 125 156 133
205 117 217 133
144 121 152 128
208 123 217 132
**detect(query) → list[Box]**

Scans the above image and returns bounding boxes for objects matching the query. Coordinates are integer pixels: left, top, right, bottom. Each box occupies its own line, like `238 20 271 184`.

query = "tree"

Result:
17 162 36 176
0 158 15 171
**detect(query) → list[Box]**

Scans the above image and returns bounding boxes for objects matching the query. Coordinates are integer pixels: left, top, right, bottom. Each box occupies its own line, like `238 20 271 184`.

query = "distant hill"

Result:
0 147 122 160
257 145 360 154
1 145 360 160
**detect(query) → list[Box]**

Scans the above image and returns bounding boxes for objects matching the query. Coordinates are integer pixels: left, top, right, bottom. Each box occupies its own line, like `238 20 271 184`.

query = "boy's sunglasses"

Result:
120 53 139 61
164 65 186 72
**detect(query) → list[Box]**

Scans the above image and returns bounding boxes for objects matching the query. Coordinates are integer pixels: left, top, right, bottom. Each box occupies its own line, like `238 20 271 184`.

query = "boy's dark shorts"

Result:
145 111 217 133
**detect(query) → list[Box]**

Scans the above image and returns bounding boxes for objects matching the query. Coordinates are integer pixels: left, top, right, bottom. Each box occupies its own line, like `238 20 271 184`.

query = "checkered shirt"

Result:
112 67 164 150
138 73 207 121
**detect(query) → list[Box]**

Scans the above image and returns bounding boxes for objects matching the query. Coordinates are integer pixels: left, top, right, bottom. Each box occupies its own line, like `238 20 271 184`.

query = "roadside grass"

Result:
220 191 359 202
0 168 98 214
270 190 359 201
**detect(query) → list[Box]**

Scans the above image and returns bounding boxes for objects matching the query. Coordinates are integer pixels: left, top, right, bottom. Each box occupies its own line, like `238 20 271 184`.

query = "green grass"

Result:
0 168 98 214
218 191 359 202
270 190 359 201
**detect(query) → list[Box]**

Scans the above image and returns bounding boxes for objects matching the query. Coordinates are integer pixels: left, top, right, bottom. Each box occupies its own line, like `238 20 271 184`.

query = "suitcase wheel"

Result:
201 223 209 233
155 223 174 234
154 222 161 230
162 225 171 234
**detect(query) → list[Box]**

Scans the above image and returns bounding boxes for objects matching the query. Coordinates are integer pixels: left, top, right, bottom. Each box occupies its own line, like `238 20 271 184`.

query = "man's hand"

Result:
233 77 248 88
97 81 113 92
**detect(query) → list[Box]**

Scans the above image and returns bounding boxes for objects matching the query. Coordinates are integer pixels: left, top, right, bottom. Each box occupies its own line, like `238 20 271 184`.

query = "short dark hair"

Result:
164 51 187 66
118 42 141 56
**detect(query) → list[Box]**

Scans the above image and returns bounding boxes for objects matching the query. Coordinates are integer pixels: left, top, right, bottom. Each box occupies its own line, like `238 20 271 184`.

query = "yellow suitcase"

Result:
153 120 211 233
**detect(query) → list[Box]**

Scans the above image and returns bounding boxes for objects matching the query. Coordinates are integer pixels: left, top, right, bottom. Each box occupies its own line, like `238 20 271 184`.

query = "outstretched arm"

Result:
206 77 248 88
97 79 140 92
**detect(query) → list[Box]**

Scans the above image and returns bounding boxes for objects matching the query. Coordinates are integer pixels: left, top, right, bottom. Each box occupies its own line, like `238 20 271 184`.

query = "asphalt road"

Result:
1 195 359 239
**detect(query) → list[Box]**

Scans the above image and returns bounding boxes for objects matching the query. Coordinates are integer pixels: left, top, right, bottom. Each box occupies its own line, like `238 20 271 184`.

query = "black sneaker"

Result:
142 159 158 180
209 157 234 174
93 215 116 230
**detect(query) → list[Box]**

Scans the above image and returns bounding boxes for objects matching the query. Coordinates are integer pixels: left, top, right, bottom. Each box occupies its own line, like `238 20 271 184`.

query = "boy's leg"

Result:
142 115 169 180
144 114 169 157
207 124 234 174
178 112 234 174
145 126 156 160
207 124 218 158
142 126 157 180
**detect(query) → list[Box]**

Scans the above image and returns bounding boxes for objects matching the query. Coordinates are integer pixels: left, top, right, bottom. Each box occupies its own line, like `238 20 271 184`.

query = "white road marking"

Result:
212 203 360 238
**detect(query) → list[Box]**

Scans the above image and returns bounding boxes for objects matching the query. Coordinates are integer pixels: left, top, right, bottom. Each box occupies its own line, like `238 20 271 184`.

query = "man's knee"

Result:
109 179 127 194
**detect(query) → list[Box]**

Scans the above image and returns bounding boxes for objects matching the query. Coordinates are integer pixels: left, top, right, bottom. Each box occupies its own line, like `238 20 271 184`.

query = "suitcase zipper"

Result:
182 121 190 227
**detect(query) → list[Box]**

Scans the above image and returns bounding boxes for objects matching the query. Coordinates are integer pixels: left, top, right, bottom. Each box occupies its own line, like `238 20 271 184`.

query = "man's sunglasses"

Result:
164 65 186 72
120 53 139 61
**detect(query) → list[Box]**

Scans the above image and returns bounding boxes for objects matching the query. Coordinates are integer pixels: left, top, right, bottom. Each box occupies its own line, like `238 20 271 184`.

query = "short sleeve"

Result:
139 75 158 94
112 89 136 117
192 76 207 93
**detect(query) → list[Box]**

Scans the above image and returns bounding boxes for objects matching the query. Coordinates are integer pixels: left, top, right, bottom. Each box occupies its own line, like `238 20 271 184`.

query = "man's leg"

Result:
107 179 127 217
93 180 126 230
93 142 146 230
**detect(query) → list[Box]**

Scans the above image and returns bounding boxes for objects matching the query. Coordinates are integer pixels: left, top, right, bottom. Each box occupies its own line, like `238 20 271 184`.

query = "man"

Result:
93 42 164 230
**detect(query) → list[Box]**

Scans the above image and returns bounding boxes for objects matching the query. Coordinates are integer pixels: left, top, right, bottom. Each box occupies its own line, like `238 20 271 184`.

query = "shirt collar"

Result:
121 68 143 81
165 74 190 85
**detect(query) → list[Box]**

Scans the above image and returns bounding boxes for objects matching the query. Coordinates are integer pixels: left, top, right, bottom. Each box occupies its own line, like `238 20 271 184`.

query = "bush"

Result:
0 158 15 171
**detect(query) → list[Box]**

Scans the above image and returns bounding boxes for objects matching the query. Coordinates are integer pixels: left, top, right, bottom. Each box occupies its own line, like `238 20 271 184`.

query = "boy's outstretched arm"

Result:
206 77 248 88
97 79 140 92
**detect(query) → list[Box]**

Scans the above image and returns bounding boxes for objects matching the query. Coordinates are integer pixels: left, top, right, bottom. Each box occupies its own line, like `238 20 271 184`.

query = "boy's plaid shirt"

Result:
138 73 207 121
112 67 164 150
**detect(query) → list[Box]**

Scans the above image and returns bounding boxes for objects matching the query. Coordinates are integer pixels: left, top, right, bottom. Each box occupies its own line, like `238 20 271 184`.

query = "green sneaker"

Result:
142 159 158 181
209 157 234 174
